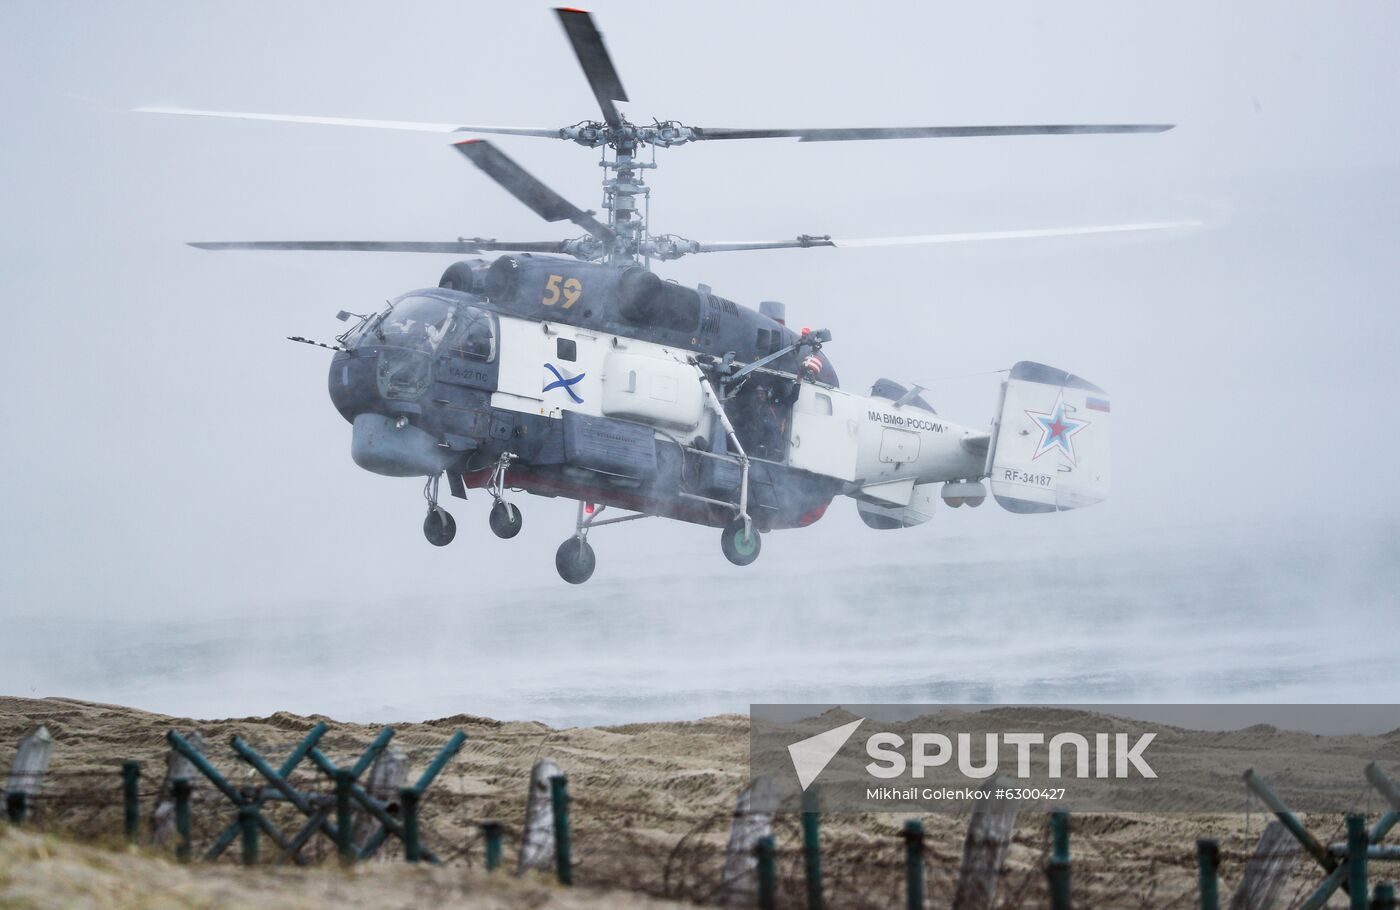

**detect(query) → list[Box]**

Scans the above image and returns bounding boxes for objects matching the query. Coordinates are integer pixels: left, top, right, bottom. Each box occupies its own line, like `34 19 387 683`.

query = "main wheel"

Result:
720 518 762 566
423 508 456 546
555 537 596 584
488 500 523 539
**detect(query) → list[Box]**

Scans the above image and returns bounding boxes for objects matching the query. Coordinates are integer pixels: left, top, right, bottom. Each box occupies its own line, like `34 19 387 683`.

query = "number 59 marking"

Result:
542 274 582 309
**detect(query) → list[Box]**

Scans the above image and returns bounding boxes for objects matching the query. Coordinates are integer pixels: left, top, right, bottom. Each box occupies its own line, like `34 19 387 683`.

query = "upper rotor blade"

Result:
454 139 616 242
188 240 571 254
135 106 562 138
554 8 628 128
694 124 1174 142
692 221 1201 253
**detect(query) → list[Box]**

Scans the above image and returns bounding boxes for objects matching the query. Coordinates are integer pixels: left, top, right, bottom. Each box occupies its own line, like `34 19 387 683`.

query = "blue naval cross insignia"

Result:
1024 392 1089 464
543 363 586 404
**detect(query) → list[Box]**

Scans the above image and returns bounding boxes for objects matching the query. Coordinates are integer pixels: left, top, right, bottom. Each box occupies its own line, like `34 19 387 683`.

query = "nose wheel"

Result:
487 454 523 539
421 474 456 546
424 508 457 546
489 501 523 539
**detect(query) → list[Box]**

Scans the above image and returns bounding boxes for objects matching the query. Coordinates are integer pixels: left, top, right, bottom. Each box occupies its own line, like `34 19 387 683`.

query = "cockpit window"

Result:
371 295 498 401
448 307 497 362
380 297 456 350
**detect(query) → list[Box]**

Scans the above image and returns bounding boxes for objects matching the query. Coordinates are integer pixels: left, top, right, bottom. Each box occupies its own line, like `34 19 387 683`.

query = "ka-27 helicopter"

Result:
142 8 1190 583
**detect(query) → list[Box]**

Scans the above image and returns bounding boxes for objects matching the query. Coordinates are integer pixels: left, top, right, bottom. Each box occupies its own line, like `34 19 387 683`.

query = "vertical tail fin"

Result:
986 362 1111 513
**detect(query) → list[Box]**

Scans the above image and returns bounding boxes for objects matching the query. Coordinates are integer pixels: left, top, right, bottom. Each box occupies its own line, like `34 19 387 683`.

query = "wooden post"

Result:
5 726 55 824
1047 811 1072 910
1230 820 1301 910
481 821 504 871
174 778 193 863
1198 838 1221 910
1349 814 1369 910
755 834 778 910
238 804 259 866
353 744 407 852
550 775 572 886
516 758 561 873
122 761 142 843
335 768 354 865
903 819 926 910
151 731 207 845
952 784 1018 910
801 787 823 910
401 787 421 863
721 777 779 907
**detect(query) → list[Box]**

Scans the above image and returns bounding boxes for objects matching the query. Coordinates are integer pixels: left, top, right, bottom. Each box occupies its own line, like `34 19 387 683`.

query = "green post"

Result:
238 804 259 866
802 787 823 910
401 787 421 863
1371 882 1397 910
1048 811 1072 910
903 819 925 910
335 768 354 865
121 761 141 844
5 791 26 825
550 775 573 886
755 833 777 910
481 821 503 871
1197 838 1220 910
1349 814 1369 910
173 777 192 863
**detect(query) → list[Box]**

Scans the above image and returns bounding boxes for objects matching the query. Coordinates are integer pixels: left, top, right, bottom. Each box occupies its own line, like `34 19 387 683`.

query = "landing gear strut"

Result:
422 474 456 546
487 454 523 539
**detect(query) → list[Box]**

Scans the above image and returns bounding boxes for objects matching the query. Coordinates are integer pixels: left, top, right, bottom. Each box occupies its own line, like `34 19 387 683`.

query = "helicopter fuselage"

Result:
328 254 990 533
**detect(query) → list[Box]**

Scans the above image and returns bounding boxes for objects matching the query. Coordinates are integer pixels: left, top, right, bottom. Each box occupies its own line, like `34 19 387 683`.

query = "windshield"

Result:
367 295 497 402
369 295 497 362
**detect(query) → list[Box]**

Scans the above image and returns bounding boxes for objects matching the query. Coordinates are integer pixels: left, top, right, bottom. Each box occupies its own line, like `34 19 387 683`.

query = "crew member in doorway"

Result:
753 385 788 460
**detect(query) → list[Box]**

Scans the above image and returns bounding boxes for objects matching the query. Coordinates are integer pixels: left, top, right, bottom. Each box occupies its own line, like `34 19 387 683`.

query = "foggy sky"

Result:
1 2 1397 721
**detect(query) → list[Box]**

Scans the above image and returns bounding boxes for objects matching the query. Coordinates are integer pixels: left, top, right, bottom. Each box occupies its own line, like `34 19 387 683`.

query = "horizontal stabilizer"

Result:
988 362 1110 513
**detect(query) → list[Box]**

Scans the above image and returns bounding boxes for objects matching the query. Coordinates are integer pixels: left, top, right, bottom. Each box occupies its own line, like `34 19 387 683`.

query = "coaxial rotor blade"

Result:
135 106 563 138
693 123 1173 142
689 221 1200 253
554 8 628 128
454 139 616 242
188 239 572 254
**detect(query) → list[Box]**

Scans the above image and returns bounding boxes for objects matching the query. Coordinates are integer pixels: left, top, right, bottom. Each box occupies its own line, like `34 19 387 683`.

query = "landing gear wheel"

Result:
720 519 762 567
423 508 456 547
489 501 523 539
555 537 596 585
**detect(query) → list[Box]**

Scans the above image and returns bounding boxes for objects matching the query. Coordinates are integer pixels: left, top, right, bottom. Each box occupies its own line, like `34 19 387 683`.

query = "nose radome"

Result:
350 413 454 478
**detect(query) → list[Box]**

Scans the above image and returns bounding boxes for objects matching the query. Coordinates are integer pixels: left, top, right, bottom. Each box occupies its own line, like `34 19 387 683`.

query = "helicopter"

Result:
141 8 1189 584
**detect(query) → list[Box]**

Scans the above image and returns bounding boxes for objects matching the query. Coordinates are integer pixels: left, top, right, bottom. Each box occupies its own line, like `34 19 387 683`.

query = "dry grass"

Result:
0 826 698 910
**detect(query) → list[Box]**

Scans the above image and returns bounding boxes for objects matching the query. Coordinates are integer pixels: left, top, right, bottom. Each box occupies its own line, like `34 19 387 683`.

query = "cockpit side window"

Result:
450 307 497 362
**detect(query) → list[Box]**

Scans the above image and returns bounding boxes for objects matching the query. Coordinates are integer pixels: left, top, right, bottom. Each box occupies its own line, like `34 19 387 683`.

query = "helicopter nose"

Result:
328 351 379 423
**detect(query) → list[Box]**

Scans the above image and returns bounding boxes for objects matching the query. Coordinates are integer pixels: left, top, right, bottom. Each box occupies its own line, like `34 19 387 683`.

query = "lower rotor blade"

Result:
454 140 616 242
135 106 562 138
188 240 571 254
695 124 1173 142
